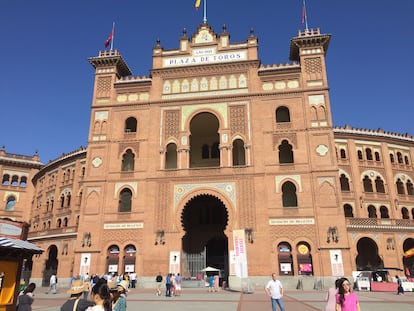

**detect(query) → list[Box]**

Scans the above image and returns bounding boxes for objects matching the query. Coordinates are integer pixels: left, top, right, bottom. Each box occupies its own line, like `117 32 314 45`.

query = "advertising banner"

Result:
232 229 248 278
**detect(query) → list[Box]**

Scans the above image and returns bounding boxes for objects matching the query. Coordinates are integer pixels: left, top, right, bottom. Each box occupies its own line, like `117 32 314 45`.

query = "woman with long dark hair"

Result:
17 283 36 311
335 278 361 311
86 278 111 311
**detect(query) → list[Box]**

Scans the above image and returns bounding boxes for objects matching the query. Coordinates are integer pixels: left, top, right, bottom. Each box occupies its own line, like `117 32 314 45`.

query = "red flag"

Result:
104 26 114 48
301 1 306 26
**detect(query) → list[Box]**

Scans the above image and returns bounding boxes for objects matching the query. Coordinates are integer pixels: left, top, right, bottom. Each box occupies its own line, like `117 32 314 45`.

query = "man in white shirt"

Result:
48 274 57 294
265 273 285 311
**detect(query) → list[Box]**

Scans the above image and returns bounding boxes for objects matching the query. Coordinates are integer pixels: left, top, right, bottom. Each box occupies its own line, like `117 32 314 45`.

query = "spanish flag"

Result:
404 247 414 258
195 0 201 10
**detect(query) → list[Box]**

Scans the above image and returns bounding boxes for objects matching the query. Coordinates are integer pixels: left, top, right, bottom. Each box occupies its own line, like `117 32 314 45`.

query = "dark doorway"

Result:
181 194 229 282
42 245 59 286
355 237 383 271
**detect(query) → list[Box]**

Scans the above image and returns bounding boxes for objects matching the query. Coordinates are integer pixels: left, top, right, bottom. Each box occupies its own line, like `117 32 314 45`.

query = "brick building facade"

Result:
2 24 413 289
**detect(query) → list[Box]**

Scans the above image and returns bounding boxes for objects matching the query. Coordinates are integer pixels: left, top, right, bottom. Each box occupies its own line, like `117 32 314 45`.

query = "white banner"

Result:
330 250 344 277
169 251 180 274
233 229 248 278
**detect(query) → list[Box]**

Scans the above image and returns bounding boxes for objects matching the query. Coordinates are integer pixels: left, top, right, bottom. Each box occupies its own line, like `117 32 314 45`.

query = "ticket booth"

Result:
0 219 43 311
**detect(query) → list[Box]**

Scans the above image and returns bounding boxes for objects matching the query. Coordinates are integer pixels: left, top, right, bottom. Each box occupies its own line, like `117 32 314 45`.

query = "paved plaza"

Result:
30 287 414 311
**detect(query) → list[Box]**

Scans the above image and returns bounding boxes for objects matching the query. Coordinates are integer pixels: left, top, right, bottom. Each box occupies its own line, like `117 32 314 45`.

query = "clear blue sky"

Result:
1 1 412 163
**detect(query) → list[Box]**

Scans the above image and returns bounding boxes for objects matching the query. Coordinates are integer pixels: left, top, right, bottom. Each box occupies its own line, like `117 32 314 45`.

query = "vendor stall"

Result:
0 219 43 311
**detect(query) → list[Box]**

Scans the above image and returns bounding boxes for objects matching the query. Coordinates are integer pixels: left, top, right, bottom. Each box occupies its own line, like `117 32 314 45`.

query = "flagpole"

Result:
303 0 309 31
110 22 115 51
203 0 207 24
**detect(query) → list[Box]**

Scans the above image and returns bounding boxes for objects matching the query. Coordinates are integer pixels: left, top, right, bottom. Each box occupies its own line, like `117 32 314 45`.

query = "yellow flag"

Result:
195 0 201 10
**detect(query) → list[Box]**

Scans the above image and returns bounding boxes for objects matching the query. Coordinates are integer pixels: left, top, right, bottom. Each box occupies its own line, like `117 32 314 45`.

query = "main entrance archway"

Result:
181 194 229 281
356 237 383 271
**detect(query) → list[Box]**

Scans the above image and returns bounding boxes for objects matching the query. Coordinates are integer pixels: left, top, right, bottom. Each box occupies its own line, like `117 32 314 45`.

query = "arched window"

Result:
277 242 293 276
57 219 62 228
340 149 346 159
279 140 294 164
380 206 389 218
340 174 350 191
368 205 377 218
375 151 381 162
121 149 135 172
390 153 394 163
375 177 385 193
232 139 246 166
396 178 405 195
211 142 220 158
2 174 10 185
402 207 410 219
282 181 297 207
11 175 18 186
60 194 65 208
119 188 132 212
5 196 16 211
407 180 414 195
343 204 354 217
397 152 403 164
404 155 410 165
275 106 290 123
165 143 178 169
201 144 209 159
125 117 137 133
63 217 68 227
363 176 373 192
357 150 363 160
20 176 27 187
66 193 71 207
366 148 373 161
297 242 313 276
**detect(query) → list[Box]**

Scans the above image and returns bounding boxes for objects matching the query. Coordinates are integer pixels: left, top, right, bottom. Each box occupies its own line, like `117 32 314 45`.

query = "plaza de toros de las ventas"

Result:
2 22 414 290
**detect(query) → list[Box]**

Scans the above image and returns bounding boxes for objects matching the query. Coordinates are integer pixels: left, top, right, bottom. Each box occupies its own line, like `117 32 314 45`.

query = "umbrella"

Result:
200 266 220 272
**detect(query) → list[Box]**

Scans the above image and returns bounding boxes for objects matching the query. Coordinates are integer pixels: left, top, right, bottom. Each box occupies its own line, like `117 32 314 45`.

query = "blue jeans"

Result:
271 298 285 311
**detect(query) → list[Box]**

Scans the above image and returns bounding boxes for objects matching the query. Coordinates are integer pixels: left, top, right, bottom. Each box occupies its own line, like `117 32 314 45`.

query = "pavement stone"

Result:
30 287 414 311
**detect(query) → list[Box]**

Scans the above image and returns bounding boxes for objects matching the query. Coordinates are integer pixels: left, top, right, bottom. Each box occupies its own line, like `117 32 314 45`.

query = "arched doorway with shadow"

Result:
181 194 229 285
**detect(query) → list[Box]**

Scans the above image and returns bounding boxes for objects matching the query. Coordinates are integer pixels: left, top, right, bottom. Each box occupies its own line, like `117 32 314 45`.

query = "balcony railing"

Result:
345 217 414 231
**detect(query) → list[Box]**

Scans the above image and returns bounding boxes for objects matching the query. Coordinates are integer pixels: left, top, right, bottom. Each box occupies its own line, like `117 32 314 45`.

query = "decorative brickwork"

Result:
164 110 180 139
156 182 169 230
238 179 256 228
230 105 246 136
118 143 139 157
304 57 322 74
273 133 297 148
96 76 112 96
103 229 143 244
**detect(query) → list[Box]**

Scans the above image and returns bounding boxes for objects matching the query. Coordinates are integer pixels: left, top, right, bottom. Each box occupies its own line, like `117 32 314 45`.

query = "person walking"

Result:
17 283 36 311
165 273 172 297
325 279 341 311
396 275 404 295
175 273 182 296
155 272 163 296
48 273 57 294
336 278 360 311
265 273 285 311
208 275 214 292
